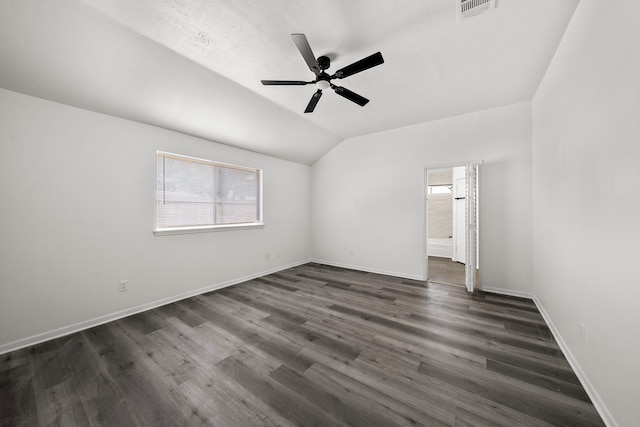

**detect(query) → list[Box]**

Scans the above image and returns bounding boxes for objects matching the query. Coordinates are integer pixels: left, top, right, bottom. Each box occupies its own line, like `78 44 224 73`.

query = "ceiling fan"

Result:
261 34 384 113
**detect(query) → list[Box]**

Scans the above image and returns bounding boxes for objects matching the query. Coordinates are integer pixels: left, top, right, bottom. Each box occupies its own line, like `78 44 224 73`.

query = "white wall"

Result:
532 1 640 425
311 101 533 293
0 88 312 352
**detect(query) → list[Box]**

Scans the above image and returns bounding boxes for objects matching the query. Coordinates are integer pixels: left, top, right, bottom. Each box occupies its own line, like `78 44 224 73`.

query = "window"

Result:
155 151 262 233
428 185 452 195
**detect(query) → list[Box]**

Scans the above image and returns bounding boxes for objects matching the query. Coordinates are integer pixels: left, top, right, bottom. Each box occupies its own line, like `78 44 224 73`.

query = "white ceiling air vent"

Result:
457 0 496 22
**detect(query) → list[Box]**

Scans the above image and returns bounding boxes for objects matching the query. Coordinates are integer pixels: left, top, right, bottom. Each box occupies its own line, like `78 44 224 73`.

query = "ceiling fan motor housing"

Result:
317 55 330 71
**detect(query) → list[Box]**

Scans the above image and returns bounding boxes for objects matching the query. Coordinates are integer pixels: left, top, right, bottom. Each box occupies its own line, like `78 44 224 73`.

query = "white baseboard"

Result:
0 262 617 426
0 259 312 356
480 285 615 426
310 258 424 281
532 297 617 427
481 284 615 426
479 286 535 300
427 248 453 258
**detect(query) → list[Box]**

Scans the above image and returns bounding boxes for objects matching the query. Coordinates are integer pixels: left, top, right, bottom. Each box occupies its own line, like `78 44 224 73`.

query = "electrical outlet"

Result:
265 252 270 260
579 323 585 342
350 249 354 256
275 251 280 258
119 280 128 292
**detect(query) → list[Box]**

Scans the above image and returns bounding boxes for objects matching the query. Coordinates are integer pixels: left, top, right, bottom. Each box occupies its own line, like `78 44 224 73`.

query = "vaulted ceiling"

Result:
0 0 579 164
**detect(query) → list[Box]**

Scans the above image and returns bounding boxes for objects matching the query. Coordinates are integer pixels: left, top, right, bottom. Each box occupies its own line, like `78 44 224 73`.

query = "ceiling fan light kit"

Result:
261 33 384 113
315 79 330 91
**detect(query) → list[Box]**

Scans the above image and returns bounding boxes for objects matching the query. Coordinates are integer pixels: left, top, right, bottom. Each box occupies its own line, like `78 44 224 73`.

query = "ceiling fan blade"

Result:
304 90 323 113
261 80 311 85
291 33 320 75
334 52 384 79
332 85 369 107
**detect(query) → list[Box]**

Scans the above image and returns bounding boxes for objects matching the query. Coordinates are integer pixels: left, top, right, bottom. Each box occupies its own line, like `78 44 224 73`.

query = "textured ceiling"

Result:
0 0 579 164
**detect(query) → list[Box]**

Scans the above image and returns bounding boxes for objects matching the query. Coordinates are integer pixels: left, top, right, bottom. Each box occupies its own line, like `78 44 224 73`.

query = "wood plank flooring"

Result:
428 256 466 287
0 263 605 426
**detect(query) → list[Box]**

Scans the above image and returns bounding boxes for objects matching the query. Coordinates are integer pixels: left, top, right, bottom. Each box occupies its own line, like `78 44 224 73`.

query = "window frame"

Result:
154 151 263 236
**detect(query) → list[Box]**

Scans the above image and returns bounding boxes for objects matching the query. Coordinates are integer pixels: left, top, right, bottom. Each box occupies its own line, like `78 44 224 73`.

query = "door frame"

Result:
452 165 466 264
423 161 482 292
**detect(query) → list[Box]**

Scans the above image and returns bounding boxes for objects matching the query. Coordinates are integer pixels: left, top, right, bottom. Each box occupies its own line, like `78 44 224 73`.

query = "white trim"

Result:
424 161 484 287
156 151 264 231
157 150 261 173
464 162 478 292
0 259 616 426
422 169 429 281
532 297 617 427
479 285 616 427
479 286 535 300
311 259 424 281
427 248 453 258
424 160 485 171
0 259 311 356
154 222 264 236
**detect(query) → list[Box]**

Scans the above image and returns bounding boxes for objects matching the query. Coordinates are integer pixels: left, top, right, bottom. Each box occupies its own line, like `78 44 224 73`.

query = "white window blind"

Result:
156 151 262 231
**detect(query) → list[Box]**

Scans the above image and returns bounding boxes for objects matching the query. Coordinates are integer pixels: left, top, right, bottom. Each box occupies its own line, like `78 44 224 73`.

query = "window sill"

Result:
154 222 264 236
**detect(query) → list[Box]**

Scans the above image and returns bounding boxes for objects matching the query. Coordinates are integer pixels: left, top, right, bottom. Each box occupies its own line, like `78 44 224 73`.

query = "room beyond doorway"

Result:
425 163 480 291
426 167 465 287
427 256 465 286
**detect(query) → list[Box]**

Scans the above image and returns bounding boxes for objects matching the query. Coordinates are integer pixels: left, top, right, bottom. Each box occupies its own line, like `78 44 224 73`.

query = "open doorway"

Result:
425 163 479 292
426 168 464 287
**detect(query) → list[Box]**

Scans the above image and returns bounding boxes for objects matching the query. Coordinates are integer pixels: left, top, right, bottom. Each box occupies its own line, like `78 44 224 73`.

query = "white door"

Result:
464 163 479 292
452 166 466 263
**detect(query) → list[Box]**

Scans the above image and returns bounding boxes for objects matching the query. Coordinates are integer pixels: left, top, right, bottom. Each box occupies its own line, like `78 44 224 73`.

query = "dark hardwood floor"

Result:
0 263 604 426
